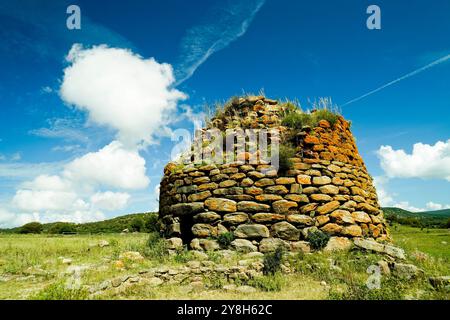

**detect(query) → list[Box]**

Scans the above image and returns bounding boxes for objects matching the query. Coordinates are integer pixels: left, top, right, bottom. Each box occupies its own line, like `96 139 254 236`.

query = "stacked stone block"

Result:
158 96 389 253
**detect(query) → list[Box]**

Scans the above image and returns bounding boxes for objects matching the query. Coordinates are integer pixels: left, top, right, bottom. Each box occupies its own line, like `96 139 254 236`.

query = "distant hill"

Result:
383 207 450 228
0 212 158 234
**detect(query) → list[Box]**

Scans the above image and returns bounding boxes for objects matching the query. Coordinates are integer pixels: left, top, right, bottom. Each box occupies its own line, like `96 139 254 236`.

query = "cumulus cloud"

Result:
377 139 450 181
374 176 450 212
63 141 149 190
1 44 189 227
90 191 130 211
60 44 187 147
426 202 450 211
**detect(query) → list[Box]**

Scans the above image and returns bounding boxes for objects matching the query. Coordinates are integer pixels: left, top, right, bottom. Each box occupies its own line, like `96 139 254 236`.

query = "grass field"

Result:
0 225 448 300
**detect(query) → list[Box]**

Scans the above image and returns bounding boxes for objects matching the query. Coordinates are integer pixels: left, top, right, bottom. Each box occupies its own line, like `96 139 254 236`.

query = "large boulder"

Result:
205 198 237 212
231 239 258 253
234 224 270 239
270 222 300 241
323 237 352 252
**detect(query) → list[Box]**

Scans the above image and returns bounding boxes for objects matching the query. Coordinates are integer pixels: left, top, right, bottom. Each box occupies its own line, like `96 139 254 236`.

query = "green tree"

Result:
47 222 76 234
129 216 144 232
19 222 43 234
143 213 159 233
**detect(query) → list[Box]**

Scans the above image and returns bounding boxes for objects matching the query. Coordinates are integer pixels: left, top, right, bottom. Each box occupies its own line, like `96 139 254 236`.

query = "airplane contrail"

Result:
341 54 450 107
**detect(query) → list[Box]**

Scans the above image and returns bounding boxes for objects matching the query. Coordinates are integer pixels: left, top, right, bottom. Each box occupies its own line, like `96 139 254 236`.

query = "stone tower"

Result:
158 96 389 253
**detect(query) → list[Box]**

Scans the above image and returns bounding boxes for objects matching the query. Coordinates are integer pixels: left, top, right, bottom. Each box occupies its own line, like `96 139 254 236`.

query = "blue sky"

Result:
0 0 449 227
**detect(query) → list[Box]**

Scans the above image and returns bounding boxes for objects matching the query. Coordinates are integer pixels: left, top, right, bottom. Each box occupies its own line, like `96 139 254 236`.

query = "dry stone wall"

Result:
159 96 389 253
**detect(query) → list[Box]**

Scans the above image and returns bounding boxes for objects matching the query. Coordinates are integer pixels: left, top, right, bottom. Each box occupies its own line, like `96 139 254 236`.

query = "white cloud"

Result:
377 139 450 181
90 191 130 211
63 141 149 190
60 44 187 147
11 153 21 161
1 44 189 227
426 202 450 211
13 189 85 212
374 176 424 212
174 0 265 84
52 145 81 153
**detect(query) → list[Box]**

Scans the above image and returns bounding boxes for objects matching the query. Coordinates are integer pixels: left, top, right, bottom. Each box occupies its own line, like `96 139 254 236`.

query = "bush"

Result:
307 230 330 250
143 232 168 261
33 281 88 300
263 246 285 275
247 273 285 292
281 112 313 129
217 232 235 248
313 109 339 127
144 213 160 233
19 222 43 234
47 222 76 234
278 144 296 174
129 217 144 232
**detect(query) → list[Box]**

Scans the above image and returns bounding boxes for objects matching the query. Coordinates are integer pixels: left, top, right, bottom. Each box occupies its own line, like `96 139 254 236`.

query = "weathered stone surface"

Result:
289 184 302 194
290 241 311 253
240 178 254 187
286 214 314 226
285 194 309 203
251 213 285 223
234 224 270 239
353 238 384 252
312 176 332 185
297 175 312 185
205 198 237 212
259 238 289 253
352 211 372 223
177 185 198 194
384 244 406 260
198 239 220 251
264 185 289 195
272 200 297 214
319 185 339 195
213 187 243 196
323 237 352 252
192 224 217 238
219 180 237 188
166 237 183 250
429 276 450 289
223 212 249 225
392 263 423 280
357 202 379 214
271 222 300 240
316 215 330 226
231 239 258 253
198 182 218 191
170 202 204 216
245 186 263 196
275 177 296 185
188 191 212 202
330 210 354 224
255 194 283 202
340 225 362 237
300 203 319 214
193 212 221 223
237 201 270 212
310 194 333 202
254 178 275 187
321 223 343 235
316 201 340 215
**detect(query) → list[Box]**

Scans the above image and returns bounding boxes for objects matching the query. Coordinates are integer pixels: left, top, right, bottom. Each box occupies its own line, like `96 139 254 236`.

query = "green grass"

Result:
0 225 448 300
